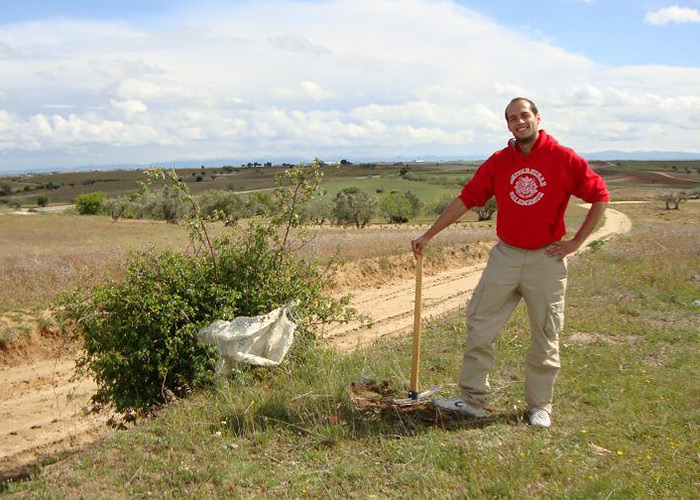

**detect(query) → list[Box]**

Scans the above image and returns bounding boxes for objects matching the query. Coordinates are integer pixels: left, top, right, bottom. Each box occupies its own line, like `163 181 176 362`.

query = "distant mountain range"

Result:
582 150 700 161
3 150 699 176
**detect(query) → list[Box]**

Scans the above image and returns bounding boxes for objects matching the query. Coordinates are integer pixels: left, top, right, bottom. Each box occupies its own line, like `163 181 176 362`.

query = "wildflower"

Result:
617 450 624 456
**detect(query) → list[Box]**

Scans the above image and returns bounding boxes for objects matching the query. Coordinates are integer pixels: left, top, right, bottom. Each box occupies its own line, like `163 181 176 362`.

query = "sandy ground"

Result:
0 205 632 481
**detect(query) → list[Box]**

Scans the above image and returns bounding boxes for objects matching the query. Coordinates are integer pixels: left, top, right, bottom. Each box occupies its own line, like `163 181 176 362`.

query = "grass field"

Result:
322 176 459 202
2 160 698 208
2 201 698 497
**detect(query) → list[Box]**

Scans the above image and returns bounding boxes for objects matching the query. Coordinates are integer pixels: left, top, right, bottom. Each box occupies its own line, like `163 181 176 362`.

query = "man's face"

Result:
506 100 541 143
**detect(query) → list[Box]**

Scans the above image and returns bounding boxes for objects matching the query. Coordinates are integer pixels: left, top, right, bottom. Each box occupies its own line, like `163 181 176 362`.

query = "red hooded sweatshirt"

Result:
459 130 610 250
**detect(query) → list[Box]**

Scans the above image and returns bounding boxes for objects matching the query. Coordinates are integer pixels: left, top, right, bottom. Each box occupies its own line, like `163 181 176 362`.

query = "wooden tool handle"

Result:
409 253 423 393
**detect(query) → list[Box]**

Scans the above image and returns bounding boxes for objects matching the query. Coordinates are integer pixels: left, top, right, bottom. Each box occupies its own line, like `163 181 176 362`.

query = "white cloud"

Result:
273 81 336 101
0 0 698 171
644 5 700 25
111 99 148 117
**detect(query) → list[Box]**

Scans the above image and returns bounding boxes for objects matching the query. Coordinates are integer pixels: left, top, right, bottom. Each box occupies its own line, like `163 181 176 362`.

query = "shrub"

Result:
104 194 135 221
659 192 685 210
378 190 422 223
428 194 454 215
402 172 426 182
0 328 14 349
37 196 49 207
472 197 498 221
59 163 354 418
140 186 190 222
333 187 377 228
60 251 235 417
197 189 247 220
243 192 275 216
298 195 334 225
75 192 106 215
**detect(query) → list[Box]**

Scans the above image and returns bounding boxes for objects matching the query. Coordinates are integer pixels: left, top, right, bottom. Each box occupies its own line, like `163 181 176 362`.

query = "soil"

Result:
0 206 632 482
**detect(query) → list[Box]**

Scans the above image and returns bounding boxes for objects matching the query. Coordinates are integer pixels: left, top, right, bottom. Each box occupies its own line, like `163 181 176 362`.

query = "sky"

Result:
0 0 699 173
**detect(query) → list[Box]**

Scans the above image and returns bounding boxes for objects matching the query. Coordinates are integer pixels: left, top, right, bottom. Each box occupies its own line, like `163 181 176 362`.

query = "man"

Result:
411 97 609 428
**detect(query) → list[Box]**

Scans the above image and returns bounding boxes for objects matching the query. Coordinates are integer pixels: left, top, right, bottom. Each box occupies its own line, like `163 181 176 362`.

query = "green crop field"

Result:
322 176 459 202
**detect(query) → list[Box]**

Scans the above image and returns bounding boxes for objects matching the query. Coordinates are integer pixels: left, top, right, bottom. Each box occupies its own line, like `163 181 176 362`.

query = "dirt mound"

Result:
330 241 493 293
0 310 68 368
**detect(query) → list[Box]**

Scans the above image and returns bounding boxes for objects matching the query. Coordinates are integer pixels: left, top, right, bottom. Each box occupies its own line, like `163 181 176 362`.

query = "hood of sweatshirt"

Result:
507 129 557 156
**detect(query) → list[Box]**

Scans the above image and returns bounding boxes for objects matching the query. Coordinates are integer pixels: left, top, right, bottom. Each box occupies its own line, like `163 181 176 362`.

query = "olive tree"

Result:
472 197 498 221
378 190 422 223
333 187 377 229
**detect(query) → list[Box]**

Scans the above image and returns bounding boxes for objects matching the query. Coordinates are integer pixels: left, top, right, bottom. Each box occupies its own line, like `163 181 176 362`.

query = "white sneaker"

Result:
528 408 552 428
432 397 485 418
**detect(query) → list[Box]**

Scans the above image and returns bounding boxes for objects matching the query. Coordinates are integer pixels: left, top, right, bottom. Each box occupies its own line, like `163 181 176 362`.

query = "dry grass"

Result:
0 213 191 312
0 211 499 312
292 221 496 263
0 197 601 313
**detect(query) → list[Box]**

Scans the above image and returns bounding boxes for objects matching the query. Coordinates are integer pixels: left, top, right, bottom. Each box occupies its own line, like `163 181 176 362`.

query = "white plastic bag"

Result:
197 301 298 372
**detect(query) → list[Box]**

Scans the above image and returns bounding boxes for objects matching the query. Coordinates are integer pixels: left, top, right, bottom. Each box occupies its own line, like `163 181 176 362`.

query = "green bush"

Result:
428 194 454 215
37 195 49 207
140 186 189 221
378 190 422 223
75 192 106 215
472 197 497 221
197 190 249 220
244 191 275 216
332 187 377 228
104 194 138 221
298 195 333 225
59 163 354 418
60 251 236 417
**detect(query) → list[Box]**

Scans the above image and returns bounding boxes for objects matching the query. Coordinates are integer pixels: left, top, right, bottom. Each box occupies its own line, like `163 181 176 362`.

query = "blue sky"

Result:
463 0 700 67
0 0 698 173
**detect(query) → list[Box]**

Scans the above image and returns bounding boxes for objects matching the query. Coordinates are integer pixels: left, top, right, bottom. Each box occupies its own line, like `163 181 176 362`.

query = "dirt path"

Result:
0 205 632 481
0 357 109 480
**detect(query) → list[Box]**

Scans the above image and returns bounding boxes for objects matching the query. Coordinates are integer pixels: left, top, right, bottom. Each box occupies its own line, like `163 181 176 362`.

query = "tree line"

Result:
74 185 497 226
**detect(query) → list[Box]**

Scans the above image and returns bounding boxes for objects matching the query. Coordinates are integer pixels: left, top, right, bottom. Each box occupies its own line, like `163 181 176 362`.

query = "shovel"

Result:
392 253 440 406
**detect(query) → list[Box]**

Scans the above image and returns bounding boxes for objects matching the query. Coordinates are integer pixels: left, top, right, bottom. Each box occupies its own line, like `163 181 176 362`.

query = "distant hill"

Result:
3 151 700 176
582 150 700 161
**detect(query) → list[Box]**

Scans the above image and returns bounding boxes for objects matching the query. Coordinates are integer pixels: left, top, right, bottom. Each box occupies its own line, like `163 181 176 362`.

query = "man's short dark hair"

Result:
505 97 539 119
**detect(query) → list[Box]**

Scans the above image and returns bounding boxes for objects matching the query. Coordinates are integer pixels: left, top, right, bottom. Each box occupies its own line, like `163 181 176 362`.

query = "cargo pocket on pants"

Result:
544 301 565 338
466 282 488 320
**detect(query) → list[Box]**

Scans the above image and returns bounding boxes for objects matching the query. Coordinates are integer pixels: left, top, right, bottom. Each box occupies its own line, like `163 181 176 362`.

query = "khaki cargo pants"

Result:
459 241 567 414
